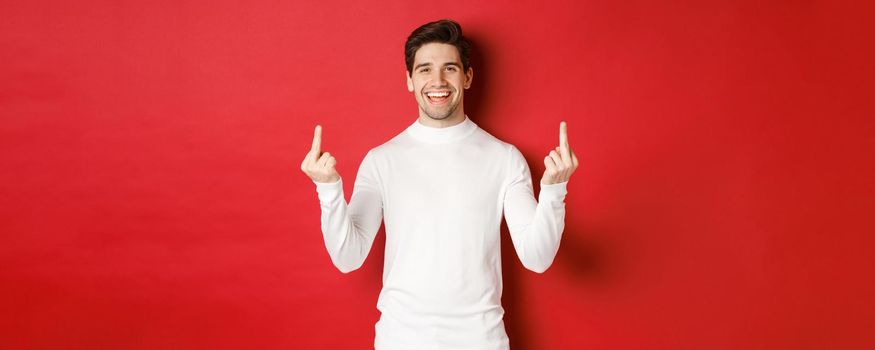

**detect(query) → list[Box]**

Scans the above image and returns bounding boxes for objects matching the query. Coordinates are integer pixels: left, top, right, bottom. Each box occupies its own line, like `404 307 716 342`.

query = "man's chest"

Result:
380 150 507 216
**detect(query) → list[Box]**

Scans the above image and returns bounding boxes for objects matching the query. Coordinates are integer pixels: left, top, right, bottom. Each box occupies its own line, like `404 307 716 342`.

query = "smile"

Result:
425 90 452 105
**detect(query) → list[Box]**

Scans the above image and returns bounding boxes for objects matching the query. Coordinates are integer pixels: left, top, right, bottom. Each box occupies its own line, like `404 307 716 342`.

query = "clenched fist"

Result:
541 121 580 185
301 125 340 183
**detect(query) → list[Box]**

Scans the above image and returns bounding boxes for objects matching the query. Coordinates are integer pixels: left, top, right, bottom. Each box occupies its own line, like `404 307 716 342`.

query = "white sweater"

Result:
313 116 568 350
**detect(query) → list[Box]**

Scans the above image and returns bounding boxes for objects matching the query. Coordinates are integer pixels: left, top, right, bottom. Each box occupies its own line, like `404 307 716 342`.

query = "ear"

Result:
406 71 414 92
464 67 473 89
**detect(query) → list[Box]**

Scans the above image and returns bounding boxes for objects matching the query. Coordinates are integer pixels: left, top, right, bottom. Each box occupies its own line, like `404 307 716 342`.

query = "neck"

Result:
417 107 466 128
407 112 477 144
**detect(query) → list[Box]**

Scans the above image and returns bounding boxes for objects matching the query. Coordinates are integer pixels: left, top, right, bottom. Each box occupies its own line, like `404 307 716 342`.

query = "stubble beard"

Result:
419 89 461 121
420 103 458 120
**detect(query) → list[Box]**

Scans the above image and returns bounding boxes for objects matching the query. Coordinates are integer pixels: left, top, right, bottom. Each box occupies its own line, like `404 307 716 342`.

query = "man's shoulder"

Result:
472 126 520 155
365 129 407 156
354 125 414 165
363 122 520 157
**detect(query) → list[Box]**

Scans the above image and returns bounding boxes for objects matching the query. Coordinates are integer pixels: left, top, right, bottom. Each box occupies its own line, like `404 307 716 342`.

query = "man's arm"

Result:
503 122 579 273
302 126 383 273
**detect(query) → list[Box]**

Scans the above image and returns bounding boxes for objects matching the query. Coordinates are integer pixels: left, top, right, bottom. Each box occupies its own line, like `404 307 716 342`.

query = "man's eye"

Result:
446 67 457 72
419 68 430 73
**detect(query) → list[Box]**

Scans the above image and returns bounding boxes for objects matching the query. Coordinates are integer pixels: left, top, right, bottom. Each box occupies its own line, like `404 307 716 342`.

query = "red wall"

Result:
2 1 873 349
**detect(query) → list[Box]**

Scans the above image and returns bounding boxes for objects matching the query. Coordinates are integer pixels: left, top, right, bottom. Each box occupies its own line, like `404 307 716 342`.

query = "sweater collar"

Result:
406 115 478 144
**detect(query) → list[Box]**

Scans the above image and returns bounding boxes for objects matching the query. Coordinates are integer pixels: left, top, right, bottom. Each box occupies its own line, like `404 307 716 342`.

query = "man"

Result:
300 19 579 350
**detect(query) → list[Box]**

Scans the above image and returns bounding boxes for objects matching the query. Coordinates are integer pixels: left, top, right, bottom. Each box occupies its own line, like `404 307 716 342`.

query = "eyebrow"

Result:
414 62 462 70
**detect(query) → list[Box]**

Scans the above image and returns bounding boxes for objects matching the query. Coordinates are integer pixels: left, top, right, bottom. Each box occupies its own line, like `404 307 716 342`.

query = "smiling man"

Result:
301 19 579 350
406 38 472 126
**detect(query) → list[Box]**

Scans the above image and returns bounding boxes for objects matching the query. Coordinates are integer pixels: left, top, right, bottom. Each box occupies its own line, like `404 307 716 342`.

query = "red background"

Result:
2 1 873 349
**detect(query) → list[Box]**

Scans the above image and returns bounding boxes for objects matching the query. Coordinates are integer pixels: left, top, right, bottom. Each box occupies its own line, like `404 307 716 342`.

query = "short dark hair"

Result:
404 19 471 76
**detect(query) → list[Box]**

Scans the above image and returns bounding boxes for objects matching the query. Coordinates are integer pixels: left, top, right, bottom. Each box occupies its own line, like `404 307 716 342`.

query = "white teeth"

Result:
427 92 450 97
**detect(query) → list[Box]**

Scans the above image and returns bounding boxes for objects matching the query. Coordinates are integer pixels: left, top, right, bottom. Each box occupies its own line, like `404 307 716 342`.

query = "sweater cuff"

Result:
313 178 343 202
538 180 568 203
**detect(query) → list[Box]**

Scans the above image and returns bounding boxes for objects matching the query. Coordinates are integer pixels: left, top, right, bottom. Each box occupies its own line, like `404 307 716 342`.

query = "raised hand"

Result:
541 121 579 185
301 125 340 183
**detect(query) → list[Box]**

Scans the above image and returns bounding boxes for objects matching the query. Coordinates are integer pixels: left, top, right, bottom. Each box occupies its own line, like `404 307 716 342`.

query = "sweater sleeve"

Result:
502 145 568 273
312 150 383 273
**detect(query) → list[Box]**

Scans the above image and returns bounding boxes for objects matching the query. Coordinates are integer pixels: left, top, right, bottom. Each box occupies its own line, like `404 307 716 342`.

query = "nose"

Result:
431 69 447 86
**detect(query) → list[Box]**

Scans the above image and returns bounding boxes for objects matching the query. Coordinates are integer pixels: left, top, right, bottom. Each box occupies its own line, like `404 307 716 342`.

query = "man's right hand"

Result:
301 125 340 183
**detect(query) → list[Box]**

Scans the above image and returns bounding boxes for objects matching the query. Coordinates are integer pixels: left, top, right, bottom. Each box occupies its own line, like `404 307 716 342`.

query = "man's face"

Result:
406 42 473 121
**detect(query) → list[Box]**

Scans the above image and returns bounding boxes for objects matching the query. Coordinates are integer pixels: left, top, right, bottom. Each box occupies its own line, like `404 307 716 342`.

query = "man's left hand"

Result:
541 121 579 185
